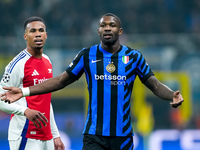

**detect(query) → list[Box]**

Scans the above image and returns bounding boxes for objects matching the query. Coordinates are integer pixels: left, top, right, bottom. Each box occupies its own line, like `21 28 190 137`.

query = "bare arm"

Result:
144 76 184 108
0 71 74 103
29 71 73 95
145 76 174 100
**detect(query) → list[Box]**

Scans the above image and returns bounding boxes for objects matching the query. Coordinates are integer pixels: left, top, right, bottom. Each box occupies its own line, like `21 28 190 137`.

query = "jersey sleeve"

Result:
50 103 60 138
0 58 27 115
66 49 85 81
0 100 27 115
1 57 24 88
135 51 154 83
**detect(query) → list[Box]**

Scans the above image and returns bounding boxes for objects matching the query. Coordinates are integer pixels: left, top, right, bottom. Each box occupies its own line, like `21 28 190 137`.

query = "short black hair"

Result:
24 16 45 30
101 13 121 27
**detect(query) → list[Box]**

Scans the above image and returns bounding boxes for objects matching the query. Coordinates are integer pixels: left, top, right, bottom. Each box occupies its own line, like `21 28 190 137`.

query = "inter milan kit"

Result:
66 44 154 149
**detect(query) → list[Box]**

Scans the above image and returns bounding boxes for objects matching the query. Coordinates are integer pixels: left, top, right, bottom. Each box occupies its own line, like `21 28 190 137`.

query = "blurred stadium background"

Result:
0 0 200 150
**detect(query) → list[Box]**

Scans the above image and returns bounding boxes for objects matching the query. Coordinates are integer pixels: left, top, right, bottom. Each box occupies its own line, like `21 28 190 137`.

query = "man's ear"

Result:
97 28 100 35
119 28 123 35
23 33 27 40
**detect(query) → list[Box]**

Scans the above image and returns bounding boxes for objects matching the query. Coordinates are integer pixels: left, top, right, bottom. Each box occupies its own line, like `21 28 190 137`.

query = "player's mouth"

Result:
34 39 43 45
103 33 112 39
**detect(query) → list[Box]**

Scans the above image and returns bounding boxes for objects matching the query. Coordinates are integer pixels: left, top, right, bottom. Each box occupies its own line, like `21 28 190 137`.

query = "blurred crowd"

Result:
0 0 200 131
0 0 200 36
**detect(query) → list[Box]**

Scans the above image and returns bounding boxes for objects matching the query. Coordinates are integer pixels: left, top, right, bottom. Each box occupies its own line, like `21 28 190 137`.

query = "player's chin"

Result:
103 39 115 45
35 45 43 49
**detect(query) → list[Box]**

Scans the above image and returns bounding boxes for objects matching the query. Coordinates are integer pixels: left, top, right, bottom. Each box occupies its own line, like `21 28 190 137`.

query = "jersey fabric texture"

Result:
66 44 154 137
0 49 57 141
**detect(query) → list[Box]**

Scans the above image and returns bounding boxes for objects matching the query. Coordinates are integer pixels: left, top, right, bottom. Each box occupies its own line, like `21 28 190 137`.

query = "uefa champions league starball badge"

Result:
106 62 116 73
2 72 10 83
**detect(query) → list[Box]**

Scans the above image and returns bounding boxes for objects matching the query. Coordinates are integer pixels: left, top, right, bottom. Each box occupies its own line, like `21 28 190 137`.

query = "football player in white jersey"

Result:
0 16 65 150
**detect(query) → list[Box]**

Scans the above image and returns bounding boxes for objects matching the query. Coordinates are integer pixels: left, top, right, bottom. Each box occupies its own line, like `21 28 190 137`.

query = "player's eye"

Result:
29 29 36 32
100 24 105 27
110 24 116 27
39 28 45 32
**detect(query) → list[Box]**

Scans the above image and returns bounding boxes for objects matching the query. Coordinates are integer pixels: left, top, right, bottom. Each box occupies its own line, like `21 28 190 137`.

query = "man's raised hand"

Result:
170 91 184 108
0 86 23 103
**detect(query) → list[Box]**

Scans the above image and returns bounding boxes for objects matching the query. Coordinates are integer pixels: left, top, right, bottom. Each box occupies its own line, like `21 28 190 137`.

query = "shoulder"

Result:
121 45 142 56
73 45 99 60
81 45 96 53
82 44 99 53
6 50 31 73
74 45 94 58
42 53 51 61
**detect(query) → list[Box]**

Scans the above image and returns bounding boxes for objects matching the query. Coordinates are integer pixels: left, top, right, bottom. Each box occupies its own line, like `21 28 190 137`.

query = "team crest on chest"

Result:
106 62 116 73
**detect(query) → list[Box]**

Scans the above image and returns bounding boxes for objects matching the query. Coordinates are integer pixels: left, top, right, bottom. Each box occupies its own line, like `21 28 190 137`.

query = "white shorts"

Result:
9 137 54 150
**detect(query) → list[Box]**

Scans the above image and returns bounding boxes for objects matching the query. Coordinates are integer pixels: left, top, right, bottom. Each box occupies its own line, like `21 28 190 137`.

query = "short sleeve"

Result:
135 51 154 83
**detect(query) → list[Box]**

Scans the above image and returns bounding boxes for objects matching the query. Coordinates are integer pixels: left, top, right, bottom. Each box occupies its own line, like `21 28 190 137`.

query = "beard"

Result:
101 37 117 47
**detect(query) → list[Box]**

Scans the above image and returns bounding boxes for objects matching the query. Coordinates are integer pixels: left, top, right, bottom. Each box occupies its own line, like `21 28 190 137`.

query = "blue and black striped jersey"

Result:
66 44 154 137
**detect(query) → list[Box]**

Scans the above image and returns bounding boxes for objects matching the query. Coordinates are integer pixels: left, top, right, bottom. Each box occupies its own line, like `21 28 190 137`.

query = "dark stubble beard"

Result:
102 38 117 47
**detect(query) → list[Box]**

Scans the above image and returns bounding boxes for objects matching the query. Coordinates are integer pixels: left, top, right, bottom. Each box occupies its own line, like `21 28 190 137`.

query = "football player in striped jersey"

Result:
1 13 183 150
